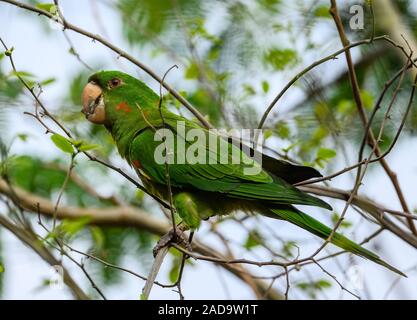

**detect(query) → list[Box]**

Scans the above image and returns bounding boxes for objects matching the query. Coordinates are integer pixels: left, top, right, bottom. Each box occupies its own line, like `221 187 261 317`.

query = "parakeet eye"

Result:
109 78 122 88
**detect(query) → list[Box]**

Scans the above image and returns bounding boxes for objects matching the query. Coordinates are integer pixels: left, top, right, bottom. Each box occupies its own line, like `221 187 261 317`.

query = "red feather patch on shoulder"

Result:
116 101 132 113
132 159 141 169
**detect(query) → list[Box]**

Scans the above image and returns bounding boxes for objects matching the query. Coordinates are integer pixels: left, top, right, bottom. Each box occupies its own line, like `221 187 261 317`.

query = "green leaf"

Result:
44 230 59 241
35 3 57 14
337 100 355 115
263 129 273 140
281 142 298 154
17 133 28 142
243 84 256 96
296 279 332 298
317 148 336 160
316 279 332 289
257 0 281 12
169 259 180 283
78 143 100 152
0 264 4 273
40 77 56 86
133 189 145 206
51 134 74 154
90 226 105 249
361 90 374 110
264 48 297 70
9 70 35 79
281 241 296 258
68 139 83 148
312 127 329 142
272 23 284 32
315 147 336 168
275 120 290 139
314 5 331 18
185 62 199 79
331 212 353 229
261 80 269 93
59 217 92 237
244 230 263 249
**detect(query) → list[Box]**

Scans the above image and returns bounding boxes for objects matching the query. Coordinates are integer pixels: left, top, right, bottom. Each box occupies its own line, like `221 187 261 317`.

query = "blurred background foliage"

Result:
0 0 417 299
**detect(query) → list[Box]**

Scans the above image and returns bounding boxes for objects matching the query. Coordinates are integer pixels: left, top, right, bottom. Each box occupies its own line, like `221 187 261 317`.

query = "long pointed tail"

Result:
267 205 406 277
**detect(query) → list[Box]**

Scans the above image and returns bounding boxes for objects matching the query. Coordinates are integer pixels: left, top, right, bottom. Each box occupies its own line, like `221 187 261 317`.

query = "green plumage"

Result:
86 70 405 276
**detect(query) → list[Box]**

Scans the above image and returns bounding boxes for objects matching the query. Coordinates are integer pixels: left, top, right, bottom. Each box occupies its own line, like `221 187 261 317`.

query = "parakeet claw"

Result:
153 228 192 257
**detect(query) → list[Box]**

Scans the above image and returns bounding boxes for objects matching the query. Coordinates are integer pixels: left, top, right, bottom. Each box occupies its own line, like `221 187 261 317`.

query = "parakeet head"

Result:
82 70 158 125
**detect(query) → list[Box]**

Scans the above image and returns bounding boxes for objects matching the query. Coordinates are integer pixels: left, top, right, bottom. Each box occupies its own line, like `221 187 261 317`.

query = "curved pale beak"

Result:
82 81 106 124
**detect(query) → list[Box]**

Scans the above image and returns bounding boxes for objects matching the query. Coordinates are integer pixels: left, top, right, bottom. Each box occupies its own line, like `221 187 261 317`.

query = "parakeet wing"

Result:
129 113 331 210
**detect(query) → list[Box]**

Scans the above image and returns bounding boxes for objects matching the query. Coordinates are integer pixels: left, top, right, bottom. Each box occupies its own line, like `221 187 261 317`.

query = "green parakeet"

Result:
81 70 404 276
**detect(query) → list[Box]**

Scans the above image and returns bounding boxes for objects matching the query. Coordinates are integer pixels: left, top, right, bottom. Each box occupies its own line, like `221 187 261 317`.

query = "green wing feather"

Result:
135 110 323 184
129 127 331 210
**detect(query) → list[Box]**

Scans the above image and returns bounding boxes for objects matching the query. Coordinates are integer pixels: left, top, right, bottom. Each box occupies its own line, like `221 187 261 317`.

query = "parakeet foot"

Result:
153 228 192 257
